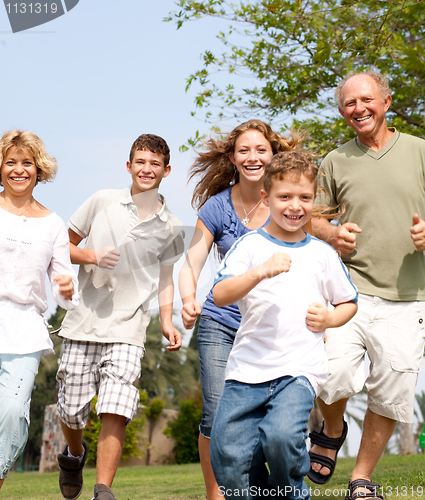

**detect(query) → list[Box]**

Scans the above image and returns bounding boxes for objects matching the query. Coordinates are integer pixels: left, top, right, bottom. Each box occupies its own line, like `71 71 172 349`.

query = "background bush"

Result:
164 389 202 464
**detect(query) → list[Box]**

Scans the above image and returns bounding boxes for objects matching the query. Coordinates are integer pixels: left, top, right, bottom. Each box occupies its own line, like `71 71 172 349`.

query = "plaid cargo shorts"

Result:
56 339 144 429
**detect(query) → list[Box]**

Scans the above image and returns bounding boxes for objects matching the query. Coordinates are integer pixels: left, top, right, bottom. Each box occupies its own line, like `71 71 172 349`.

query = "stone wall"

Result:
39 405 67 473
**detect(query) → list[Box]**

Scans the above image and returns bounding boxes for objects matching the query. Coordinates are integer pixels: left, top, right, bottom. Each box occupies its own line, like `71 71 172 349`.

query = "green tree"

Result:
167 0 425 152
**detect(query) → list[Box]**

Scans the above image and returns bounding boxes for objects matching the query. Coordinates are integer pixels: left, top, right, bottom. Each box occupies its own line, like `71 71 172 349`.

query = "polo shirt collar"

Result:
156 194 169 222
120 186 169 222
120 186 134 205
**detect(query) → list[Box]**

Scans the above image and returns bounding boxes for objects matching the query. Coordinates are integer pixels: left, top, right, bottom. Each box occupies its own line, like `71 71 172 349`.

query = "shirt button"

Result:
419 318 423 324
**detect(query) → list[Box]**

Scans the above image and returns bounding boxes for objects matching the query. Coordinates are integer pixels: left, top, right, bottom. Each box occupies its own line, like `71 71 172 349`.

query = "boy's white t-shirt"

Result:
214 229 358 393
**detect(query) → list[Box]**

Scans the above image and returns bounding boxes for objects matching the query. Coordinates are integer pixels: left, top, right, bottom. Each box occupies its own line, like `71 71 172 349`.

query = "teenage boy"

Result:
56 134 184 500
210 151 358 500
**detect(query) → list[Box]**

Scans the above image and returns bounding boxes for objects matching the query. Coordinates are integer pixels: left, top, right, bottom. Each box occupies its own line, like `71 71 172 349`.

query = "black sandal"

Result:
345 479 384 500
307 419 348 484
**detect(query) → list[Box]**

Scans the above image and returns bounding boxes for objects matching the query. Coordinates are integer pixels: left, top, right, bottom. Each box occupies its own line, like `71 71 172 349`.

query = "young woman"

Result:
179 120 302 500
0 130 79 489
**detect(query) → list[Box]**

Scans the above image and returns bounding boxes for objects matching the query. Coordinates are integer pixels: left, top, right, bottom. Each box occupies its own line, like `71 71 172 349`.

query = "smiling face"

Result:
126 149 171 195
229 129 273 183
261 173 316 242
1 146 38 197
338 74 391 143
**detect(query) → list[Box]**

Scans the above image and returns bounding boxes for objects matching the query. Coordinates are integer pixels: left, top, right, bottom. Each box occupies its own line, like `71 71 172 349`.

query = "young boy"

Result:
210 151 358 500
56 134 184 500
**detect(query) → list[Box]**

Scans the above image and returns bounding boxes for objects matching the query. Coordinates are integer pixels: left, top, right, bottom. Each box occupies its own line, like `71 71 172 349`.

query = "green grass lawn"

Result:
3 454 425 499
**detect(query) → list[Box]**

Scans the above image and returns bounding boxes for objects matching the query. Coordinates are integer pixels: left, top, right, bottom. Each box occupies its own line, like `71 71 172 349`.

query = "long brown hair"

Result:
189 120 303 210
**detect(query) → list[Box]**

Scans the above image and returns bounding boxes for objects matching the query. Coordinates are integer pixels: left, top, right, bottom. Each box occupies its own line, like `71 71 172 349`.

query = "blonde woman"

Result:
0 130 79 489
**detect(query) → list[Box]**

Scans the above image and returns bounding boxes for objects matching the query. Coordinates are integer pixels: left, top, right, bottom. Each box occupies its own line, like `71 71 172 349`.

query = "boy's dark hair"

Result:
129 134 170 165
263 150 318 193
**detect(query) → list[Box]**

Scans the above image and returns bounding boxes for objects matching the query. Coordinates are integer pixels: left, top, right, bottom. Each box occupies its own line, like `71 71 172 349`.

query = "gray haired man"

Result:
309 71 425 499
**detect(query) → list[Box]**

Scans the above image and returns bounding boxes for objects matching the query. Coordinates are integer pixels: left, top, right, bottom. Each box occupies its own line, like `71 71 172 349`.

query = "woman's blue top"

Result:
198 186 269 331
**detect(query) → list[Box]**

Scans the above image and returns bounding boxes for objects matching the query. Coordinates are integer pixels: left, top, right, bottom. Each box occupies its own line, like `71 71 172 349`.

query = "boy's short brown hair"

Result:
263 150 318 193
129 134 170 165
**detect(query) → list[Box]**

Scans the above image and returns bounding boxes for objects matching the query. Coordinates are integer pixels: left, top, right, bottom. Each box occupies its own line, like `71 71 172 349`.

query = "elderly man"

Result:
309 71 425 499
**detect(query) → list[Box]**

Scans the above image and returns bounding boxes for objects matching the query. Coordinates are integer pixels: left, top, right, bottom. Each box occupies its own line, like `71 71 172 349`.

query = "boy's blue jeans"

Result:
210 375 315 500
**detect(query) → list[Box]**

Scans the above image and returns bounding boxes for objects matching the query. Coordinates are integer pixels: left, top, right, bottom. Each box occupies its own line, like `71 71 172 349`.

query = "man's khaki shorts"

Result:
319 293 425 423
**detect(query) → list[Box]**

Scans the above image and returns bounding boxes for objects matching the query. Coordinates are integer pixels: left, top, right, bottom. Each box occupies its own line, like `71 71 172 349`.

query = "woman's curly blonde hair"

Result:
0 130 57 186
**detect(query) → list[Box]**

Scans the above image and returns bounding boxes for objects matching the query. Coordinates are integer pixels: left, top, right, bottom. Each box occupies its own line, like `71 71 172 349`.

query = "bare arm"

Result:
178 219 214 329
159 263 182 351
213 252 291 307
69 229 96 265
306 301 357 333
312 218 361 256
68 228 120 269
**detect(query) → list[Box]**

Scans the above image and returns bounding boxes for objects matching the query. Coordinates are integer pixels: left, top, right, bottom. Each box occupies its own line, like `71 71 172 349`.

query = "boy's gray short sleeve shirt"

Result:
60 187 184 347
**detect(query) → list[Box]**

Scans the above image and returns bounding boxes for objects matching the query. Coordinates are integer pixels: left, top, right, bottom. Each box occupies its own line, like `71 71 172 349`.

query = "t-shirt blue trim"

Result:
257 228 311 247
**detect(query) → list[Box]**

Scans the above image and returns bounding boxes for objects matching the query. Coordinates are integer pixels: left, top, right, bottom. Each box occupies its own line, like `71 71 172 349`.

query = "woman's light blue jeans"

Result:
197 315 236 438
0 352 42 479
210 375 315 500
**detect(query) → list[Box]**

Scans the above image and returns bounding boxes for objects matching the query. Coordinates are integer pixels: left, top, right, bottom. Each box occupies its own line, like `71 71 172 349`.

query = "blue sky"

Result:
0 0 230 223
